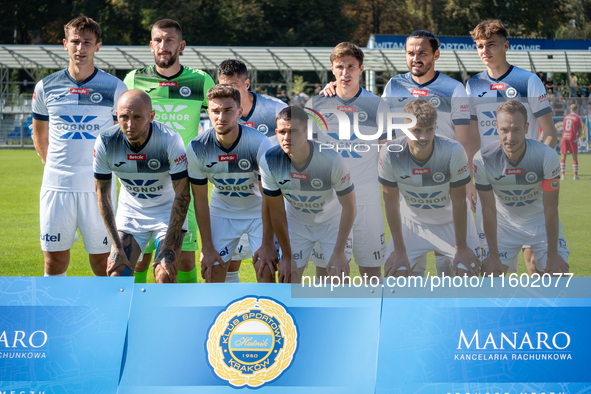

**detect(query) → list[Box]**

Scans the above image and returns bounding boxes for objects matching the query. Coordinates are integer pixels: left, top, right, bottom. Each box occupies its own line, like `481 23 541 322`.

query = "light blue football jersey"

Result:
187 124 272 219
32 68 127 192
466 65 551 148
306 88 388 206
382 71 471 140
240 92 287 137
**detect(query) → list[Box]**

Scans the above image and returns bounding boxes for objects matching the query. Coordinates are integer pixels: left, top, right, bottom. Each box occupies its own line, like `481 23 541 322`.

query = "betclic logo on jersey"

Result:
506 168 524 175
206 297 298 388
70 88 89 95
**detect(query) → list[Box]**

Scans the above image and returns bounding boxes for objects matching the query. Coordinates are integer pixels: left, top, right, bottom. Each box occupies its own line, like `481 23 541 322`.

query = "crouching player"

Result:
94 90 190 282
186 84 277 283
474 100 570 275
260 106 356 283
379 99 480 277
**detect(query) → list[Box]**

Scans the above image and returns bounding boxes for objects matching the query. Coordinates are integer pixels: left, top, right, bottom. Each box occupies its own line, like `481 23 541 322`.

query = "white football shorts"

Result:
210 216 263 263
387 214 480 276
289 219 353 269
311 204 386 267
40 189 114 254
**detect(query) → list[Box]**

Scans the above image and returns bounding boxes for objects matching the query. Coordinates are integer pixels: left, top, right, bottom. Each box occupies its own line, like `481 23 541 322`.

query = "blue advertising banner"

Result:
372 35 591 51
0 277 134 394
118 284 382 394
376 284 591 393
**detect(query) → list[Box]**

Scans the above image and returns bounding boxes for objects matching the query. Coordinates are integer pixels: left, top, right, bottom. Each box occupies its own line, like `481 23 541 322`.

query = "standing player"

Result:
217 59 288 283
94 90 190 283
186 85 276 283
379 99 481 277
560 104 583 180
467 19 558 273
307 42 388 280
260 106 356 283
123 19 215 283
32 16 127 277
474 101 569 275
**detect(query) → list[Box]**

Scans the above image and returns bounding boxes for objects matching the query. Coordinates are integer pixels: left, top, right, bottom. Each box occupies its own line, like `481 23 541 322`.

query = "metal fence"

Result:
1 93 33 147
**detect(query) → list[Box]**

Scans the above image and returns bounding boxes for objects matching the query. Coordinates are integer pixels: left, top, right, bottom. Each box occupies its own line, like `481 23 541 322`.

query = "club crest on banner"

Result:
206 297 298 387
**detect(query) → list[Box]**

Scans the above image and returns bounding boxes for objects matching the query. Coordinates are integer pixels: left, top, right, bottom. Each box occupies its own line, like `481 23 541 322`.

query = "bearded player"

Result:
123 19 215 283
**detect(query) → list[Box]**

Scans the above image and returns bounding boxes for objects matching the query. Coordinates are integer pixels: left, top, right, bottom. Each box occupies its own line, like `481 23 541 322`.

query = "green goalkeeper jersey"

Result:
123 66 215 147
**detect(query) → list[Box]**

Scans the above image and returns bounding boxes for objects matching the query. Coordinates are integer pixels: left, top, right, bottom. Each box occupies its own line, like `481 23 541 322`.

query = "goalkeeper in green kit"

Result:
123 19 215 283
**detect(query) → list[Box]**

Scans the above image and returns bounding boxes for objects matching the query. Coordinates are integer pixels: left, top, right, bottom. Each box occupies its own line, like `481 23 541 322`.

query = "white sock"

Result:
44 271 67 277
225 271 240 283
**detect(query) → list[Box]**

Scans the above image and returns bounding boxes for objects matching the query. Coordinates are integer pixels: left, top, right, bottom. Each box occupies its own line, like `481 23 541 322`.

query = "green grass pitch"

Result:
1 149 590 281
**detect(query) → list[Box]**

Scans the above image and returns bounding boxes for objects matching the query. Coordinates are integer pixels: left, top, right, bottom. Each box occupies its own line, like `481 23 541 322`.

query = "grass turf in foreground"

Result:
1 149 589 281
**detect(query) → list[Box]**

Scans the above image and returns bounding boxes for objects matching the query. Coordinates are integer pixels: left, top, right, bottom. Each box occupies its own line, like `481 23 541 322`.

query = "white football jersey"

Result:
306 88 388 206
378 136 471 225
382 71 471 141
93 121 188 220
467 65 551 148
260 141 354 225
187 125 272 219
33 68 127 192
473 139 561 228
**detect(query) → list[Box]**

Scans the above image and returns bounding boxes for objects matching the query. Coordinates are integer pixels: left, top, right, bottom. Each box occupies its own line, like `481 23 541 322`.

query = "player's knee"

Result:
228 260 241 272
89 253 109 276
256 265 275 283
44 251 70 275
178 251 196 271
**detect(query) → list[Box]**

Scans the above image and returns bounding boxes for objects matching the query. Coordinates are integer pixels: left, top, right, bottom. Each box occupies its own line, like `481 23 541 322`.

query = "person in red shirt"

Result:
560 103 583 180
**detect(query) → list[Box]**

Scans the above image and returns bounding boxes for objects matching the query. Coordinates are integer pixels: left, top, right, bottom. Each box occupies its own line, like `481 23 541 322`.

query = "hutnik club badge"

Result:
207 297 298 387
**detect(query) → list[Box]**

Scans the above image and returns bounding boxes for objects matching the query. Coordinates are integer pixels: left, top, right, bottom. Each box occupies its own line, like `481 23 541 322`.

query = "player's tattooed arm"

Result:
477 189 506 277
266 194 292 283
32 119 49 163
382 184 411 277
155 176 190 266
95 178 131 275
450 185 480 276
543 189 569 274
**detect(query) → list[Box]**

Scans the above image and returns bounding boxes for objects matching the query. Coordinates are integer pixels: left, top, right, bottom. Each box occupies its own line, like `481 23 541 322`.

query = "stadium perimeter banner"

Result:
117 284 382 393
375 278 591 393
371 35 591 51
0 277 134 394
